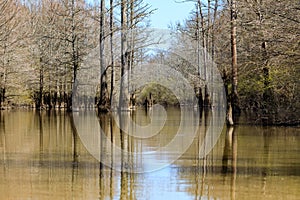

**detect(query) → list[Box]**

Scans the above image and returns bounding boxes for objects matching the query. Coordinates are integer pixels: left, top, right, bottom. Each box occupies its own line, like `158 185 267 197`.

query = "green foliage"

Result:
137 83 179 106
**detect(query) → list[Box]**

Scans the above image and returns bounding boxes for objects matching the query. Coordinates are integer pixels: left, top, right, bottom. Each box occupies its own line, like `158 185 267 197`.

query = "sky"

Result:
144 0 195 29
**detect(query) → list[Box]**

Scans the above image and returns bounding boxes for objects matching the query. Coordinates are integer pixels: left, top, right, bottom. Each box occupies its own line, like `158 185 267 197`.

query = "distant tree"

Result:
117 0 152 111
0 0 18 107
178 0 223 109
0 0 30 108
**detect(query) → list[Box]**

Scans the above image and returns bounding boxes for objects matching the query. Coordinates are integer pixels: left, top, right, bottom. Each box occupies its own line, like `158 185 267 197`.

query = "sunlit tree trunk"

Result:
196 0 211 108
119 0 129 111
128 0 135 108
109 0 115 107
228 0 239 124
230 0 238 106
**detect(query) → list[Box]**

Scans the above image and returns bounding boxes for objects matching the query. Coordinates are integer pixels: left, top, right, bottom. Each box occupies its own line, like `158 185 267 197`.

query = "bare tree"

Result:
109 0 115 107
0 0 18 108
98 0 110 112
119 0 129 110
228 0 239 125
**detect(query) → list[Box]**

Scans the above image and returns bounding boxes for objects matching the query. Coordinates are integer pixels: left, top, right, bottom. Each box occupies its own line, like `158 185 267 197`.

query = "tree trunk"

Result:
109 0 115 107
197 0 211 109
230 0 240 117
196 3 201 77
227 104 234 126
69 0 78 112
207 0 211 55
204 85 211 108
119 0 129 111
38 60 44 109
211 0 219 61
128 0 134 107
223 69 234 126
197 87 203 110
98 0 110 112
198 1 207 81
0 87 4 109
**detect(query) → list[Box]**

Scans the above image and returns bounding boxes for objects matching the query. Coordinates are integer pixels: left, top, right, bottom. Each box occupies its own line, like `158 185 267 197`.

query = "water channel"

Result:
0 109 299 199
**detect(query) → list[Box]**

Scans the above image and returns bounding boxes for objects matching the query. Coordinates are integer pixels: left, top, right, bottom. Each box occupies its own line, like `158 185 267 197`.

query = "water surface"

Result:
0 109 299 199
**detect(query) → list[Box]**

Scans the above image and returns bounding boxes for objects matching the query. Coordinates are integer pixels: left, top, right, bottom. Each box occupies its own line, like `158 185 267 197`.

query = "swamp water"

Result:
0 109 299 199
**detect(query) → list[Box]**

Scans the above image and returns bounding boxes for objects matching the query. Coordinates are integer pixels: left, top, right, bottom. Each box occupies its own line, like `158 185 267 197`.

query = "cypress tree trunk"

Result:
98 0 110 112
109 0 115 107
230 0 240 123
119 0 129 111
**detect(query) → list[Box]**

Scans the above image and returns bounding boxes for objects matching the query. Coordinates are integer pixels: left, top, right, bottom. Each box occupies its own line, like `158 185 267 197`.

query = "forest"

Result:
0 0 299 125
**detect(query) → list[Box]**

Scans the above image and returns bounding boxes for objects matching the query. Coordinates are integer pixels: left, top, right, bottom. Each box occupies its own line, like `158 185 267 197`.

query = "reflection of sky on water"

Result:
1 111 300 199
127 166 208 200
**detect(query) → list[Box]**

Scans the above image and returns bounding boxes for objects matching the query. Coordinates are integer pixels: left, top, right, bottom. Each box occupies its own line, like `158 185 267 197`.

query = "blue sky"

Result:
144 0 195 29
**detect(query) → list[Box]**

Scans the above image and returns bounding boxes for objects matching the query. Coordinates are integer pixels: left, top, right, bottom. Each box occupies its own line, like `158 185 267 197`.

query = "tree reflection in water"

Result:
0 110 299 199
221 126 237 200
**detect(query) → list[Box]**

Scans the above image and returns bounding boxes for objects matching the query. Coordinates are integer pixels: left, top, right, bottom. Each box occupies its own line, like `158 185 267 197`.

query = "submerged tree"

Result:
237 0 300 124
98 0 110 112
0 0 24 108
118 0 129 111
228 0 239 125
178 0 223 109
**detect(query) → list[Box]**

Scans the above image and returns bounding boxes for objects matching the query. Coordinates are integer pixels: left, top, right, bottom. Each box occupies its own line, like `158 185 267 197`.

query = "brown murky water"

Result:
0 109 299 199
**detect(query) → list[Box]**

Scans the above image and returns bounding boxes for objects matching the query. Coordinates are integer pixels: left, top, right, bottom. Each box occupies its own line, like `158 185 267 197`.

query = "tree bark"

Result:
38 58 44 109
197 0 211 108
119 0 129 111
109 0 115 107
230 0 240 117
98 0 110 112
128 0 135 108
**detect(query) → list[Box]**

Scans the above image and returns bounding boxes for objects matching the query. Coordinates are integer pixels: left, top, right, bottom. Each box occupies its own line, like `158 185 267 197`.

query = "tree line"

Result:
173 0 299 125
0 0 299 125
0 0 153 112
